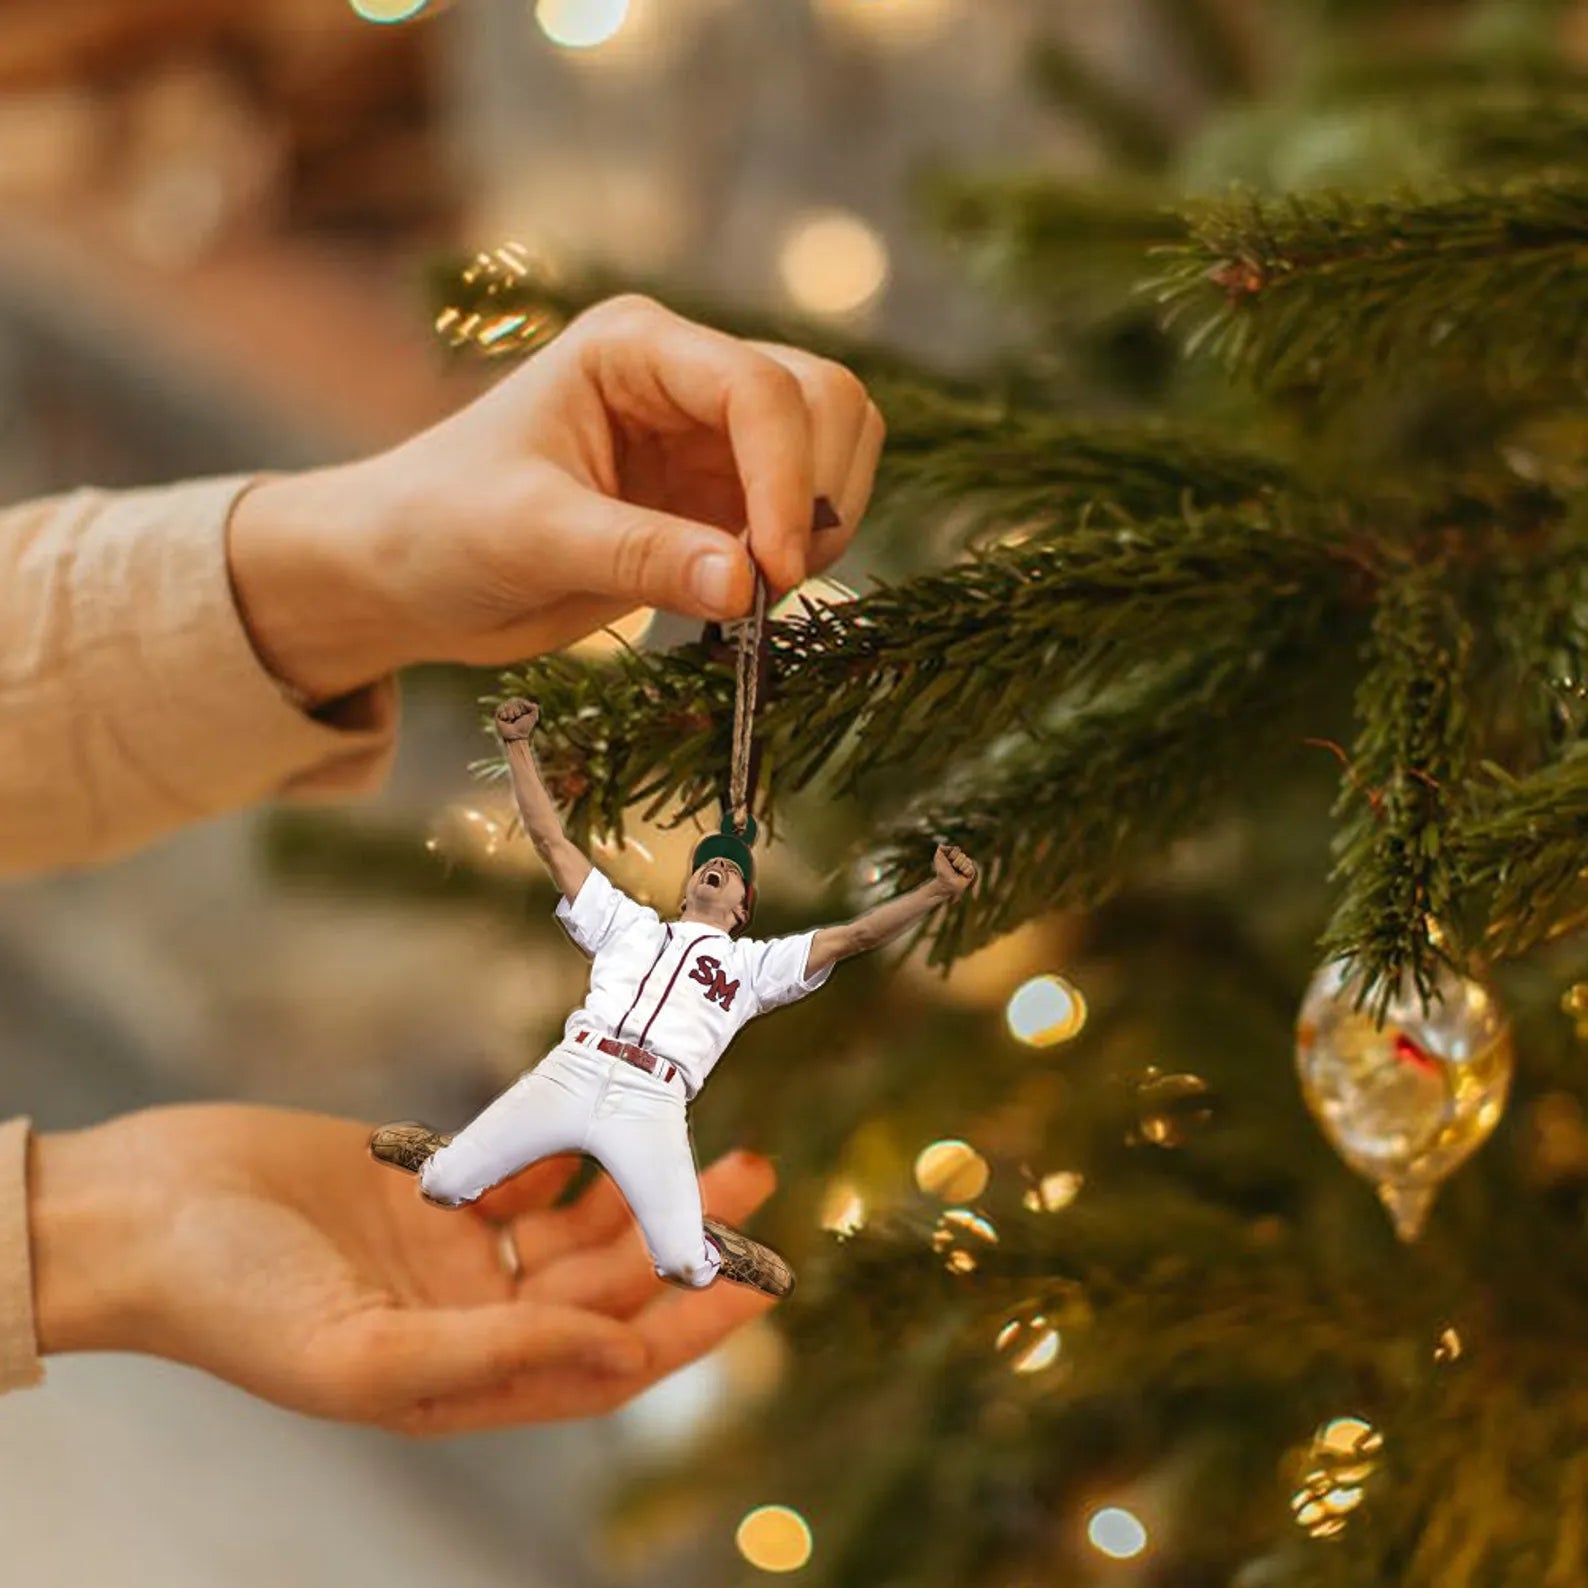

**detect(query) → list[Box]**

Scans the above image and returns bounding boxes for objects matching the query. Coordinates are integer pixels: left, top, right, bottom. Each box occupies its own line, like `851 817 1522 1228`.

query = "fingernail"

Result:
692 552 738 613
812 496 842 533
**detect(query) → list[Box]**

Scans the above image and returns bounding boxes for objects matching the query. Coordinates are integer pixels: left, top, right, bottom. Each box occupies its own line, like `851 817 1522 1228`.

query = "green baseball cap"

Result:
689 812 758 888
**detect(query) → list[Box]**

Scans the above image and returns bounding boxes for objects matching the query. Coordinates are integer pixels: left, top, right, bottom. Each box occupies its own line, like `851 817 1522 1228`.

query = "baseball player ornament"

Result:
369 695 978 1300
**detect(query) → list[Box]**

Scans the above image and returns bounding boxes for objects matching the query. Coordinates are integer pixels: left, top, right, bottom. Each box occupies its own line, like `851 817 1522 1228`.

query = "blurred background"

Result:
0 4 1103 1583
7 1 1588 1586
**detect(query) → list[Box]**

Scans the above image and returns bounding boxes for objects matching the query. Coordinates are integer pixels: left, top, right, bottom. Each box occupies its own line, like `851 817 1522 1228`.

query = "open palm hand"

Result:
37 1104 779 1437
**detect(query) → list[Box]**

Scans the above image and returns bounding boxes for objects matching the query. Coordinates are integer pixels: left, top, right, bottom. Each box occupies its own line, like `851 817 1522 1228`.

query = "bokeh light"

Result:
1087 1506 1148 1560
566 605 657 659
536 0 632 49
347 0 431 21
818 1178 868 1236
1134 1071 1214 1147
931 1207 999 1273
814 0 957 45
1289 1416 1383 1539
914 1139 990 1201
1005 974 1087 1046
1022 1169 1083 1212
995 1305 1061 1374
736 1505 814 1572
778 209 890 318
425 805 508 865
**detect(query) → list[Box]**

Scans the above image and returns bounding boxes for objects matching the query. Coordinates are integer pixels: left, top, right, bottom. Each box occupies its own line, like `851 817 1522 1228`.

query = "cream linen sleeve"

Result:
0 475 399 876
0 1119 42 1393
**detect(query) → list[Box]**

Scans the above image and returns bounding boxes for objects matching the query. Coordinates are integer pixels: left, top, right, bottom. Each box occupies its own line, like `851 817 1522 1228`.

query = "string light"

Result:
1087 1507 1148 1561
1022 1169 1083 1212
1434 1325 1463 1364
535 0 632 48
347 0 430 21
914 1139 990 1201
1562 982 1588 1038
425 805 508 866
566 605 657 659
778 209 890 318
1133 1071 1215 1147
736 1505 814 1572
818 1178 867 1236
931 1208 998 1273
1290 1417 1383 1540
995 1303 1061 1375
435 242 564 360
1005 974 1087 1047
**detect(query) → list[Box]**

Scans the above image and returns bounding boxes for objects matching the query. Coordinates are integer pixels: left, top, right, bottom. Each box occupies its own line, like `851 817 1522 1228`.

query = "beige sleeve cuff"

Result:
0 1119 43 1394
0 475 400 875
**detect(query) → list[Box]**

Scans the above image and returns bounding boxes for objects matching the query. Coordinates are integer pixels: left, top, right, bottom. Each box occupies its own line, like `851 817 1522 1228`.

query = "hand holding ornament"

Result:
226 296 885 709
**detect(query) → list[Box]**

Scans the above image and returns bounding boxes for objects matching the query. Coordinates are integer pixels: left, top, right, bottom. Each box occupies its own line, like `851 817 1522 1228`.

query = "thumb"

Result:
536 474 755 621
340 1301 649 1407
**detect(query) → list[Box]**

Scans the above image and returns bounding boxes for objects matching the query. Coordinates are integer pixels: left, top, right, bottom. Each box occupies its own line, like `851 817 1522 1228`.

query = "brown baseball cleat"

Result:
703 1217 796 1300
368 1121 450 1177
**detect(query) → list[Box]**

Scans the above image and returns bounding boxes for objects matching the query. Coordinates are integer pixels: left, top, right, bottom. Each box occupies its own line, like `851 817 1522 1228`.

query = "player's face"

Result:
682 859 747 922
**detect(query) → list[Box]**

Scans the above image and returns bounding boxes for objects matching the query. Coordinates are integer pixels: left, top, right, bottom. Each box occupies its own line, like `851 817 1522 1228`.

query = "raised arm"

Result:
806 844 978 976
494 699 592 902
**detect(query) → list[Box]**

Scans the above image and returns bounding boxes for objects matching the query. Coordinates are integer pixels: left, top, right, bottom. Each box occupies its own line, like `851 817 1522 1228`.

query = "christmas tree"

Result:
274 2 1588 1582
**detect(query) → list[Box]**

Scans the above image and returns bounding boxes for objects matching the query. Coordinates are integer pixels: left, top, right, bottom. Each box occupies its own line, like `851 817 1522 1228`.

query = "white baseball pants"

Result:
420 1038 722 1288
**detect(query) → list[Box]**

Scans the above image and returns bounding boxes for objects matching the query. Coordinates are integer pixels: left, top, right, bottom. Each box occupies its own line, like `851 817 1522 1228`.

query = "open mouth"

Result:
703 866 725 890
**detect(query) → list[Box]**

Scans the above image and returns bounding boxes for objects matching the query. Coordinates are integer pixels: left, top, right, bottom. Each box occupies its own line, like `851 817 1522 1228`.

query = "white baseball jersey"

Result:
554 864 834 1098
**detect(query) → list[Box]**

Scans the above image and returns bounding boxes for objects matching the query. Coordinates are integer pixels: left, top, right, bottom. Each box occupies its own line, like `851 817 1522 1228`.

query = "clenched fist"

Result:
495 698 540 742
932 843 977 899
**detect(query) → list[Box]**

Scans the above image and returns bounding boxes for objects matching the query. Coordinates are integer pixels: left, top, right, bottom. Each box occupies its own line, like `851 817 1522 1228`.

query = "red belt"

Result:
575 1028 679 1085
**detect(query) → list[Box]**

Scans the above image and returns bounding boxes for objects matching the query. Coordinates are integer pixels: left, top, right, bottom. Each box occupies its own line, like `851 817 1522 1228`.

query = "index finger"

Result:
579 298 815 596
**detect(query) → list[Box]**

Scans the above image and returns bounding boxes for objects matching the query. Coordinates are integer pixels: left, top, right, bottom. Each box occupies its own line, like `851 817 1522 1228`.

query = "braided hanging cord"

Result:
727 570 768 838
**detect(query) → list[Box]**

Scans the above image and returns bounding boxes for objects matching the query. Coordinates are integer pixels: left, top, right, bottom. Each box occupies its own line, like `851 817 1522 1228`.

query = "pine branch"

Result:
1151 177 1588 402
923 172 1186 299
1316 561 1477 1016
864 607 1351 967
482 505 1350 852
1458 744 1588 958
871 386 1296 535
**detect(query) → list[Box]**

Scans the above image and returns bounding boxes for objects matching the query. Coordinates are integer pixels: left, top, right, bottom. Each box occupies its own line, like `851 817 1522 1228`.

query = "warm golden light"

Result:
1022 1170 1083 1213
1317 1417 1382 1463
931 1208 998 1273
1005 974 1087 1046
771 577 859 621
1087 1507 1148 1560
348 0 430 21
1134 1072 1214 1148
778 210 890 318
426 804 508 865
535 0 631 49
914 1139 990 1202
995 1310 1061 1374
1290 1416 1384 1537
814 0 956 45
566 605 657 659
736 1505 814 1572
818 1179 868 1236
